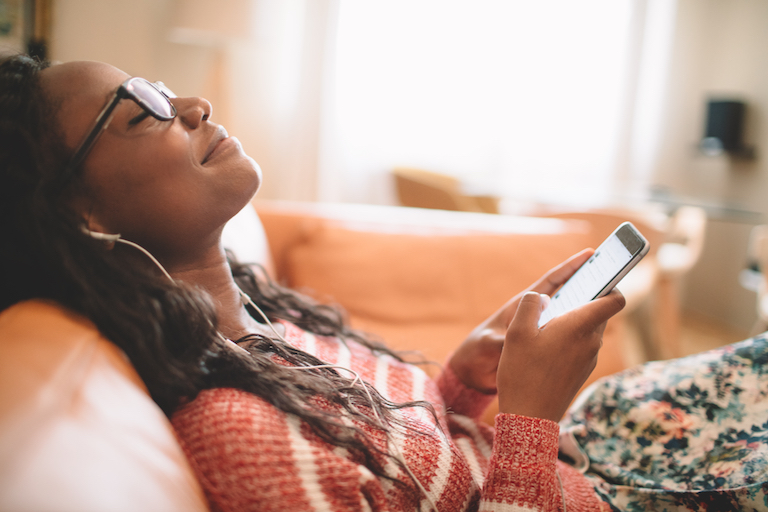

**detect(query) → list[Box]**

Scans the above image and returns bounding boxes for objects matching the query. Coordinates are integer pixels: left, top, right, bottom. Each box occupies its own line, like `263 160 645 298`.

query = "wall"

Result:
49 0 213 97
652 0 768 331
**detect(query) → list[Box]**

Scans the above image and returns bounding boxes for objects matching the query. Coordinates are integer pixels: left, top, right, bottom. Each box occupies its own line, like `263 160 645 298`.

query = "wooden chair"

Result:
392 167 500 214
652 206 707 358
543 206 708 361
536 208 668 362
746 224 768 335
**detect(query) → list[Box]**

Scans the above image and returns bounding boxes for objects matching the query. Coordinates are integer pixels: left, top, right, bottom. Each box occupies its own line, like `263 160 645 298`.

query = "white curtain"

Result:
219 0 677 208
318 0 678 209
220 0 337 202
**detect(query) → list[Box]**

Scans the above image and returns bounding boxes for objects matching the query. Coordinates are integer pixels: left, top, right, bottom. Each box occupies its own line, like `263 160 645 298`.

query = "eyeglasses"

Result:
65 77 177 173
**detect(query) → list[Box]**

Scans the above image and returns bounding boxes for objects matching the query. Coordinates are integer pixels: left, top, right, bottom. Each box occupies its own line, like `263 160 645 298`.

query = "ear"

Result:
83 216 115 236
80 225 121 243
70 195 120 243
80 216 120 244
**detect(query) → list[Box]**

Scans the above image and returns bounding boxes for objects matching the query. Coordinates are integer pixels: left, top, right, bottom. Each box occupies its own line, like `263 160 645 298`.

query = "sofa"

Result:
0 199 644 511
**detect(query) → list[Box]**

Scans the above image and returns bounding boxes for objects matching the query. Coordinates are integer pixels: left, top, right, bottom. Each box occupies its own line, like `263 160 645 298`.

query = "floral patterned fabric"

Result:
560 333 768 511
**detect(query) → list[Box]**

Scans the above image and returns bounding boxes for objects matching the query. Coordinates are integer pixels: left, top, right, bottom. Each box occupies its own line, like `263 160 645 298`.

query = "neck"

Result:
167 244 267 342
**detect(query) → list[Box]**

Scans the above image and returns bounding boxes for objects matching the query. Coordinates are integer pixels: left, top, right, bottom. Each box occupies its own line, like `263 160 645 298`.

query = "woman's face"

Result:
39 61 262 265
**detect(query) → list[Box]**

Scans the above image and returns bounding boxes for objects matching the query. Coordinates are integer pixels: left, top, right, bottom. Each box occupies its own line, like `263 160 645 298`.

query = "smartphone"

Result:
537 222 649 327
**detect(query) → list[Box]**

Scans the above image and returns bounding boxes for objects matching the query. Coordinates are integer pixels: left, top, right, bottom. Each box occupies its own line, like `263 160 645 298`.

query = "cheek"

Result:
83 134 261 247
84 151 183 229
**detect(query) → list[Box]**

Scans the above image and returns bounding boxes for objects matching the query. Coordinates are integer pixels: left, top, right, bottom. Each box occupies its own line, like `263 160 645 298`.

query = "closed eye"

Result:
128 110 151 126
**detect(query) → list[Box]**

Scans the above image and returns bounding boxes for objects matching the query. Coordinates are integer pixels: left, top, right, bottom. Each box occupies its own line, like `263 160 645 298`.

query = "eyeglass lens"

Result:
127 79 175 118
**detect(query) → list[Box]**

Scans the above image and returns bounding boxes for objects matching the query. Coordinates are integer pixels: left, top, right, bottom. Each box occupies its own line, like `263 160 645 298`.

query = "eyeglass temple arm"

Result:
67 89 129 172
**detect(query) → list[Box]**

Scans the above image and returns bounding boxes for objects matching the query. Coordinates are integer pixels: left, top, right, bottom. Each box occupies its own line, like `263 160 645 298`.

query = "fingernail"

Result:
540 293 551 308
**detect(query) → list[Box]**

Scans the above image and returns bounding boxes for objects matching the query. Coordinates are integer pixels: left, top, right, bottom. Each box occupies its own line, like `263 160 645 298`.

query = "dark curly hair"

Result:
0 54 435 488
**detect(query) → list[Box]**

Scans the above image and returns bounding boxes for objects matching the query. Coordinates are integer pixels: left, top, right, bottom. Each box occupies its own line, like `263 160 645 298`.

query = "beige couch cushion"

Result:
0 301 208 512
283 223 591 363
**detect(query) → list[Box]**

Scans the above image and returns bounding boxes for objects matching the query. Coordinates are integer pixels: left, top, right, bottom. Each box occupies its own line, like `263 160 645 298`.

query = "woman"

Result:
2 53 767 511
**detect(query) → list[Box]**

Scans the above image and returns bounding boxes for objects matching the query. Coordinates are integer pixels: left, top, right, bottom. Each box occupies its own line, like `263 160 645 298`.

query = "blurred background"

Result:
2 0 768 346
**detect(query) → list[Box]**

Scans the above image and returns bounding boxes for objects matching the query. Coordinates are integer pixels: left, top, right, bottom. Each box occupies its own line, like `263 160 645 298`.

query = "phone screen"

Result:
537 224 646 327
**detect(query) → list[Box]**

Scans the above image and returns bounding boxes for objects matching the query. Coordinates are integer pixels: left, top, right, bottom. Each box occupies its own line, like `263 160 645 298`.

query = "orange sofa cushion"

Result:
283 223 592 362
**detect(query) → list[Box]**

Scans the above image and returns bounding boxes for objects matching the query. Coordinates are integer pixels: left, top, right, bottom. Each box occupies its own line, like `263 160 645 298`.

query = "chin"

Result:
229 157 262 211
244 157 262 199
249 157 263 191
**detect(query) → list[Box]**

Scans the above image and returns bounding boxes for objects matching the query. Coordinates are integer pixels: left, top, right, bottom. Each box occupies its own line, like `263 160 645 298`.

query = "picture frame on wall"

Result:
0 0 50 59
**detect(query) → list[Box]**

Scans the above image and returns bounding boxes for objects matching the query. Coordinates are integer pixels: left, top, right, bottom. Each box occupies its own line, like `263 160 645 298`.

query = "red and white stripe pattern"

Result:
172 322 607 511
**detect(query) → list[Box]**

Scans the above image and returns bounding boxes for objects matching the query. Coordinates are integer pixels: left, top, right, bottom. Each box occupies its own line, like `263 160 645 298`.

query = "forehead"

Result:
39 61 130 149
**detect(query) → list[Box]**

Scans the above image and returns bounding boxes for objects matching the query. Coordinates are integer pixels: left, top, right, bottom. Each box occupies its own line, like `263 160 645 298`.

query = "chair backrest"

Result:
540 208 667 258
655 206 707 276
746 225 768 326
392 167 470 212
748 225 768 268
538 208 668 311
392 167 502 213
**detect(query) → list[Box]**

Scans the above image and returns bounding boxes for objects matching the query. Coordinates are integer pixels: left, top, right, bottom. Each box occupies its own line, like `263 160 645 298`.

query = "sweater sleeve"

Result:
173 388 605 512
480 414 563 510
478 414 606 512
171 388 396 512
434 362 496 419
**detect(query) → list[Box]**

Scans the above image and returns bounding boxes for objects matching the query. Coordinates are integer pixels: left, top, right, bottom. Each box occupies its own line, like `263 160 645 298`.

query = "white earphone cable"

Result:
557 469 567 512
115 238 174 281
240 289 438 511
111 235 247 354
99 232 437 510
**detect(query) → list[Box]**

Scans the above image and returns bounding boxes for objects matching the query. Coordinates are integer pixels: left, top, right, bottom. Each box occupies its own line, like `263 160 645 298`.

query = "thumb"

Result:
576 289 626 330
508 292 549 337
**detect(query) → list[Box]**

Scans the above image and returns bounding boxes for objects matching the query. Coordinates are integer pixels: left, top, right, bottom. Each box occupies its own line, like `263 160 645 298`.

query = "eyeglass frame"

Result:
64 77 177 174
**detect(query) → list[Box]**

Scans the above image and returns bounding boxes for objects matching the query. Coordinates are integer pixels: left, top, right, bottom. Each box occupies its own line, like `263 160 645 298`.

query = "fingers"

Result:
590 289 626 322
555 289 626 332
508 292 549 338
498 289 608 421
493 249 596 328
530 249 595 295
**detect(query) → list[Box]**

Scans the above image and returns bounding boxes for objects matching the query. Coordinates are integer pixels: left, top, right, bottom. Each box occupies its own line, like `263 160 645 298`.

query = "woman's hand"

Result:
448 250 596 393
496 289 624 422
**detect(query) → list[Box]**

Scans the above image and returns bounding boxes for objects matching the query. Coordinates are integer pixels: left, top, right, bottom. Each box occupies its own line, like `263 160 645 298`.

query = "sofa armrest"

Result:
0 301 209 512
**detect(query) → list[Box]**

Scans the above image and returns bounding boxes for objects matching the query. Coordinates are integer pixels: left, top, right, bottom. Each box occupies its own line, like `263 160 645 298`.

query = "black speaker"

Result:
703 99 745 153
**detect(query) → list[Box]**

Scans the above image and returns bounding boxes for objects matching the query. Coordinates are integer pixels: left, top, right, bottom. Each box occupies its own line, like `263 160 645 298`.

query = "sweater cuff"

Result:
493 413 560 466
435 363 496 419
481 414 562 509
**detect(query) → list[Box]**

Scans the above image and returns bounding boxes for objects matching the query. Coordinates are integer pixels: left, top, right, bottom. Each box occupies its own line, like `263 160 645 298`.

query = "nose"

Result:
171 96 212 129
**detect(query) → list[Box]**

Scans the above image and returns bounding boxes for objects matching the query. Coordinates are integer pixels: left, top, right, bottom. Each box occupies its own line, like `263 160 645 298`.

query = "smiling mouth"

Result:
202 126 230 164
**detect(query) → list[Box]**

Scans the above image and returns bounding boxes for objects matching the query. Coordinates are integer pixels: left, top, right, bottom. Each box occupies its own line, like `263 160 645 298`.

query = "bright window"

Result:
331 0 638 206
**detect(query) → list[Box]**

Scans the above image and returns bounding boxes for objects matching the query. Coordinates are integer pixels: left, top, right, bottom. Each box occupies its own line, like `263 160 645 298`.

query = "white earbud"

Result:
80 225 121 242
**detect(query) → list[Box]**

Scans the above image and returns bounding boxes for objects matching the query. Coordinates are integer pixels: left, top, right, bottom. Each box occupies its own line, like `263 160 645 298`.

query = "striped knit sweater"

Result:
171 322 606 511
